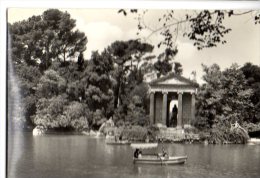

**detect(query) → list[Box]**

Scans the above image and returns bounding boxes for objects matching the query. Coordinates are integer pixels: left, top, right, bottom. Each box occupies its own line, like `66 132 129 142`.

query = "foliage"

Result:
130 83 150 114
113 106 126 127
186 10 231 50
14 64 42 96
184 126 199 134
63 102 89 131
154 48 178 77
22 95 37 126
12 64 42 126
240 63 260 123
242 122 260 132
208 127 249 144
125 95 149 126
107 40 153 109
154 59 172 77
49 61 87 101
36 69 67 98
121 125 148 141
84 50 114 117
119 9 259 50
147 125 160 141
34 95 89 131
91 109 107 129
195 64 253 130
33 95 69 128
9 9 87 70
173 62 183 75
10 10 159 131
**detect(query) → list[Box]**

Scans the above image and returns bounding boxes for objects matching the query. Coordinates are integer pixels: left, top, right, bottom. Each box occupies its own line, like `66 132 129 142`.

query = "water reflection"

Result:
8 132 260 178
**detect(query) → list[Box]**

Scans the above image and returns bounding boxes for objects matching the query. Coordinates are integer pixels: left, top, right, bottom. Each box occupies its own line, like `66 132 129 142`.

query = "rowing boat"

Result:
133 155 187 165
130 143 187 165
106 140 131 145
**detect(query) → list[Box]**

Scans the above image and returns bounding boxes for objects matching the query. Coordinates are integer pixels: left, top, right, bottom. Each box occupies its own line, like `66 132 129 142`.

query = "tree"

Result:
34 95 69 129
173 62 183 75
36 69 67 98
125 95 148 126
196 64 253 130
9 9 87 70
10 64 42 127
33 69 89 130
63 101 89 131
154 48 178 77
240 63 260 123
84 50 114 117
77 52 85 71
107 40 154 108
196 64 223 129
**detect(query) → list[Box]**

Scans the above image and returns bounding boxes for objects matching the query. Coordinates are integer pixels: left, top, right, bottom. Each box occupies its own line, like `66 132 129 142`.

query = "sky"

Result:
8 8 260 84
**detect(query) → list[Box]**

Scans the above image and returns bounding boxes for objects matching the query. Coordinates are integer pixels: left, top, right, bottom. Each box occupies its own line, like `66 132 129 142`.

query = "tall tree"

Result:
107 40 153 109
9 9 87 70
84 50 114 117
241 63 260 123
196 64 253 129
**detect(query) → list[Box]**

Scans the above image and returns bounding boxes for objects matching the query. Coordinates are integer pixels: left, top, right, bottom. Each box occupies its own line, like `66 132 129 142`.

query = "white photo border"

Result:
1 1 260 178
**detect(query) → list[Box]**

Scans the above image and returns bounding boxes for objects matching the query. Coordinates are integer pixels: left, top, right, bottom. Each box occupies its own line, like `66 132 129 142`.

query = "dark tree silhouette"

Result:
9 9 87 70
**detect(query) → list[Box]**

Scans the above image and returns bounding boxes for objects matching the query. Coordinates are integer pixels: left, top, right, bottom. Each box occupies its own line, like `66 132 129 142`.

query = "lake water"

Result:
7 132 260 178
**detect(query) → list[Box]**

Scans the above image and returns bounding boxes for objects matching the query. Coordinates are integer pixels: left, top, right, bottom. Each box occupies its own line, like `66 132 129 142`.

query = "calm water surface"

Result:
8 132 260 178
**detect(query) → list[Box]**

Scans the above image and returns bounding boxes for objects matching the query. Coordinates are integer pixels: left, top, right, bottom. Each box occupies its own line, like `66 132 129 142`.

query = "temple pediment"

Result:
157 78 189 85
149 72 199 88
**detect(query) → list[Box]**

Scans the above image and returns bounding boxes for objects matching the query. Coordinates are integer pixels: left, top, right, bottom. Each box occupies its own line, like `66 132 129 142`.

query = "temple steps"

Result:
157 127 185 141
156 127 200 142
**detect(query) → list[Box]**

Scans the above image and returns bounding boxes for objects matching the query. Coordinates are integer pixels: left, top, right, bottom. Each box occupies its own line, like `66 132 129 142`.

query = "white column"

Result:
162 91 168 126
177 92 183 129
149 92 155 125
191 92 196 125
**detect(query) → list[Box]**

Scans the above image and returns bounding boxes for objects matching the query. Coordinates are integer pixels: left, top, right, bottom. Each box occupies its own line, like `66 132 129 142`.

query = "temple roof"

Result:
149 72 199 88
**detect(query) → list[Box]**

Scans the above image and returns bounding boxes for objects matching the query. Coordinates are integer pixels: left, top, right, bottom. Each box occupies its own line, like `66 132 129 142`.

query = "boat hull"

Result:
106 141 130 145
133 155 187 165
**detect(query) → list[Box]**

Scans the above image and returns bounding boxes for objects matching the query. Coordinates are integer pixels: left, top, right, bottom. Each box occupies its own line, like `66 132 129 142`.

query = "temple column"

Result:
177 92 183 129
162 91 168 126
149 92 155 124
191 92 196 125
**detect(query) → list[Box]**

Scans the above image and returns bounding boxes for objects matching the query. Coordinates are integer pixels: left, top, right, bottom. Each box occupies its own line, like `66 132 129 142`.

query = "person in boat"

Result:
134 149 139 158
162 148 169 159
134 149 142 158
138 150 142 158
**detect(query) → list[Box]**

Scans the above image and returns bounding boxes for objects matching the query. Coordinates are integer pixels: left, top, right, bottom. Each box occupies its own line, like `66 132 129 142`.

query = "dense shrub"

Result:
89 109 107 130
208 126 249 144
147 125 160 141
125 95 149 126
196 64 253 130
34 96 89 131
121 125 148 141
34 95 68 128
242 122 260 132
113 106 126 127
228 128 249 144
64 102 89 131
36 70 66 98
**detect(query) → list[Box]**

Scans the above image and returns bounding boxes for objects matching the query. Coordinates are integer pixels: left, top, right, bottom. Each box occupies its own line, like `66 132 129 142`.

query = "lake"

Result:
7 132 260 178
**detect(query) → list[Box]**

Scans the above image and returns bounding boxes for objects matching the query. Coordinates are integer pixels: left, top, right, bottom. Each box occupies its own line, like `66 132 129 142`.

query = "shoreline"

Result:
8 129 260 145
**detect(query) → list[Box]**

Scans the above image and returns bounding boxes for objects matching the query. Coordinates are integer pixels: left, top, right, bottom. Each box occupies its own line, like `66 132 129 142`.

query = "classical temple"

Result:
148 72 199 129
